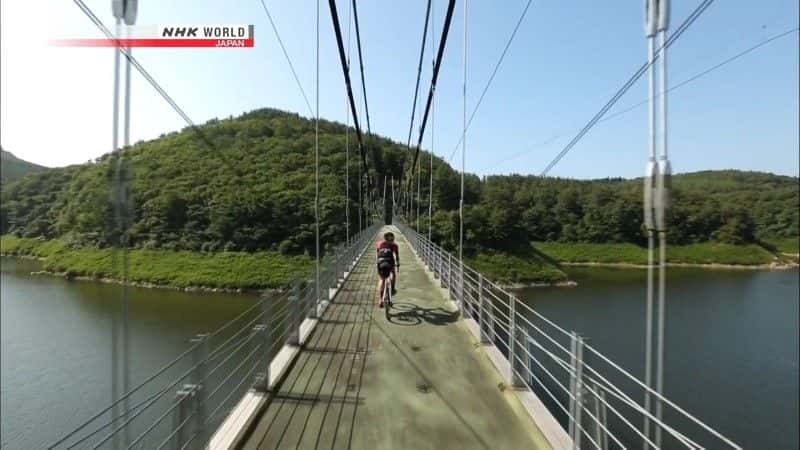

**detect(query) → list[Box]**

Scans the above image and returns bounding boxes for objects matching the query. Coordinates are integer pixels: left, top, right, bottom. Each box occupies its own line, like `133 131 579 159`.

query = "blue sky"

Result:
1 0 798 179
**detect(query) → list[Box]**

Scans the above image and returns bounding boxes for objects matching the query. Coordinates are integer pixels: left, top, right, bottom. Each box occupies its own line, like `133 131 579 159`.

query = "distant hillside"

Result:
1 149 47 184
0 107 797 257
0 108 444 253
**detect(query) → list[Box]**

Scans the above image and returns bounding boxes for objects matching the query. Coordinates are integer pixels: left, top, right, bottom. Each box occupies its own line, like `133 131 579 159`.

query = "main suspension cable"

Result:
351 0 372 135
258 0 314 116
539 0 715 177
446 0 534 163
405 0 434 218
483 26 799 172
327 0 372 193
404 0 458 192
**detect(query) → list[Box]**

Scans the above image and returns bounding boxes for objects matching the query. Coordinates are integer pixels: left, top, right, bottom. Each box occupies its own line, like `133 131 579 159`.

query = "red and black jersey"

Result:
376 240 399 266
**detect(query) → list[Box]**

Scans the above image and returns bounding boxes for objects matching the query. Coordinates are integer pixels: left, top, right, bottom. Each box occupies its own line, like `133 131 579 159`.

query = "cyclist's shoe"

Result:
378 301 384 308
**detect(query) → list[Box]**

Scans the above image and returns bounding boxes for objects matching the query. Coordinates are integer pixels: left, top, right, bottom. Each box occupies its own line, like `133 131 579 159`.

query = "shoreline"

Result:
502 280 579 289
27 269 271 295
4 241 797 294
1 236 309 294
559 261 799 270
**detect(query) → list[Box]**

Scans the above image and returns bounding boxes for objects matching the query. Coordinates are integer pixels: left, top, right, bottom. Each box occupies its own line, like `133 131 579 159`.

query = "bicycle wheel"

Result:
384 283 391 320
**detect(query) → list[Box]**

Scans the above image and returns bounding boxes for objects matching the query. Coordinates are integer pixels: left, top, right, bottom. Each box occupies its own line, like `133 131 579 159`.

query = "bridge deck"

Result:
241 228 550 450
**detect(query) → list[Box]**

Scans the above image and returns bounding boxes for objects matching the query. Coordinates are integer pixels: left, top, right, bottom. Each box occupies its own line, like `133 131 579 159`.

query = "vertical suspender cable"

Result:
121 22 132 447
429 0 435 240
345 0 353 240
327 0 370 230
405 0 433 228
113 20 120 153
315 0 321 312
406 0 457 194
655 3 671 444
643 2 672 446
458 0 468 268
110 18 122 448
417 155 421 229
351 0 375 206
643 1 657 445
352 0 371 135
459 0 467 303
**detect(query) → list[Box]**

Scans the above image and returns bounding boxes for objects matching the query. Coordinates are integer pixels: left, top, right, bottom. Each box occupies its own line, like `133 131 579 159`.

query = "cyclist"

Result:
376 231 399 307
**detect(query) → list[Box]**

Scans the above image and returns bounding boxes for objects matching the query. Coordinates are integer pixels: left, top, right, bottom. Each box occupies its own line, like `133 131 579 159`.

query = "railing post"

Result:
438 249 444 286
509 295 523 387
254 298 271 392
569 332 577 441
172 386 193 450
447 252 452 293
576 335 585 450
592 380 607 450
458 262 465 316
600 389 609 450
569 332 585 449
425 240 430 268
308 278 319 320
289 282 301 345
330 254 339 300
527 332 536 386
188 333 208 446
334 251 340 286
478 274 490 344
521 327 531 386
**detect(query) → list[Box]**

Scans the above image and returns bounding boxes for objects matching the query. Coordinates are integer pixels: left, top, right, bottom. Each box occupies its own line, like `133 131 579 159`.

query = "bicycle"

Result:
382 276 393 320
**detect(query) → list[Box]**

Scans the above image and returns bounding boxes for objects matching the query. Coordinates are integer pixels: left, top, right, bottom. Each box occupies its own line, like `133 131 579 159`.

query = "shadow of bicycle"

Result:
386 302 460 326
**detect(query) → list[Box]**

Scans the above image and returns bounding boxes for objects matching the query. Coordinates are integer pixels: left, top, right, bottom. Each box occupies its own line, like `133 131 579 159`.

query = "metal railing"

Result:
48 224 379 450
397 223 741 450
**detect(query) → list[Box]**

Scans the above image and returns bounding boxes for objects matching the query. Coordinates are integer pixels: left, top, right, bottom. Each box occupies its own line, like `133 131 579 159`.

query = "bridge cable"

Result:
351 0 372 135
344 0 353 239
482 26 799 172
327 0 372 196
315 0 321 331
404 0 458 194
458 0 468 314
351 0 382 208
539 0 715 176
351 0 377 221
428 0 436 239
257 0 314 116
72 0 196 129
404 0 433 225
446 0 534 163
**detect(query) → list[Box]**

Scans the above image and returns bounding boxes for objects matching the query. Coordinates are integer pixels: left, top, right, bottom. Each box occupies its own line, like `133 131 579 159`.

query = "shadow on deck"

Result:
239 229 550 450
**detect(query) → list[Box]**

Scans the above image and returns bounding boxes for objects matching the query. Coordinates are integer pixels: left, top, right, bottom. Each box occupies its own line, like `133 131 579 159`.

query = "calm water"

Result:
516 266 799 450
0 257 257 450
2 258 798 449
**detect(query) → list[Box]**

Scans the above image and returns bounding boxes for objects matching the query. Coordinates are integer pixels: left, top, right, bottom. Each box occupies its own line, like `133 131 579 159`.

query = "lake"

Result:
1 257 797 449
0 257 258 449
515 266 799 450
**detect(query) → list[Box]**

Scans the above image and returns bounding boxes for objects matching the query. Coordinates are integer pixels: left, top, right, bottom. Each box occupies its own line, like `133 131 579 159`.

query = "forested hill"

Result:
1 107 797 257
1 149 47 184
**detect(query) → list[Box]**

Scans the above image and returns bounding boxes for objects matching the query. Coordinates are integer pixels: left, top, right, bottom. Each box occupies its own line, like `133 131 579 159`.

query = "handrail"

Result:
396 222 741 450
49 223 381 450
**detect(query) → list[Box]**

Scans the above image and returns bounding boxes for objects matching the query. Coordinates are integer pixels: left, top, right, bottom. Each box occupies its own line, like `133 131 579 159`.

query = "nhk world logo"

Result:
52 25 254 48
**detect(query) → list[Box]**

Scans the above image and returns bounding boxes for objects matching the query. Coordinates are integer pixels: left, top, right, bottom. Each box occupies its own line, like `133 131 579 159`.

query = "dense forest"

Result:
428 170 799 255
1 108 797 259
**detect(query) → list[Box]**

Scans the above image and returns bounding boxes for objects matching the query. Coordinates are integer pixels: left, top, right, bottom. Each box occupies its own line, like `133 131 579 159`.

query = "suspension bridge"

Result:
41 0 783 447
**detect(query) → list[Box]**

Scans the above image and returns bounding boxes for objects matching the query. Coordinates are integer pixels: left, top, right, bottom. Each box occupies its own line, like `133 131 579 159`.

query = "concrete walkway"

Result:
240 228 550 450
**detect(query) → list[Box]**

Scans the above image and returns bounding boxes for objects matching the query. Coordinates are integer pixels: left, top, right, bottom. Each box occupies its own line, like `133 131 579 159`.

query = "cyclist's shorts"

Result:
377 261 393 279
